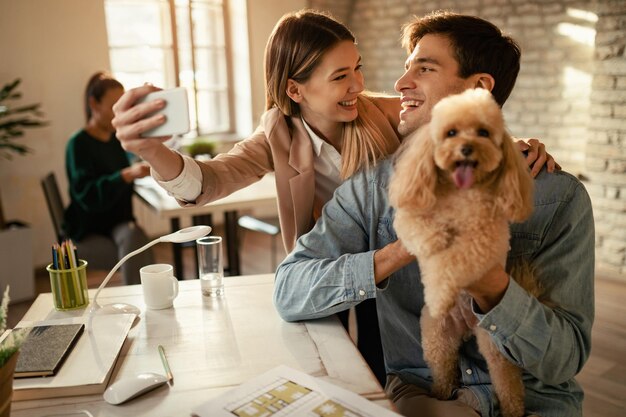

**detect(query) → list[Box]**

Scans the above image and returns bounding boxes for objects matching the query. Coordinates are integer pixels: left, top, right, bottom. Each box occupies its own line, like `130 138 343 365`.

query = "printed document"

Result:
191 365 400 417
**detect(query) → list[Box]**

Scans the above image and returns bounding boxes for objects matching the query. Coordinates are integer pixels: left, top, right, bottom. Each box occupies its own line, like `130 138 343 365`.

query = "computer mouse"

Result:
103 372 169 405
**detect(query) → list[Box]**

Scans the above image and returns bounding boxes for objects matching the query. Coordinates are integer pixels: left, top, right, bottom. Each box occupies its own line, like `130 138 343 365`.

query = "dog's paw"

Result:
432 380 456 400
499 397 525 417
494 378 525 417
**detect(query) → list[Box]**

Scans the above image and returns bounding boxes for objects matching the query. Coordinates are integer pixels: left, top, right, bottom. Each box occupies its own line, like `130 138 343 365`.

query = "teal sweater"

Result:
63 129 134 241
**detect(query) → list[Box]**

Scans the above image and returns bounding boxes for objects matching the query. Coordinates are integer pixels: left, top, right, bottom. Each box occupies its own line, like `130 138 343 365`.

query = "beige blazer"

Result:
189 95 402 252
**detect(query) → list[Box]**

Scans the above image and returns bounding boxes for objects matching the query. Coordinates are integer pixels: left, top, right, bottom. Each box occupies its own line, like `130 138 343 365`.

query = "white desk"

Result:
12 275 391 416
134 175 278 278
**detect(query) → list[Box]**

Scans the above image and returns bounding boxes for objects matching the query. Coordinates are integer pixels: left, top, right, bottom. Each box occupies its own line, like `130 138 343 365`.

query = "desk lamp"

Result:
88 225 212 317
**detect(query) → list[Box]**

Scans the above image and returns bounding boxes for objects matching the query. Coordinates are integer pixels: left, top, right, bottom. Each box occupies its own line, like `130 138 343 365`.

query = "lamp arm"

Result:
91 237 163 307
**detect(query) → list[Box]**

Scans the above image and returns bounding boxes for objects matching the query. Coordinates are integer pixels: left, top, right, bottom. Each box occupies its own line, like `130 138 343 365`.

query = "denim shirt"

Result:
274 158 595 417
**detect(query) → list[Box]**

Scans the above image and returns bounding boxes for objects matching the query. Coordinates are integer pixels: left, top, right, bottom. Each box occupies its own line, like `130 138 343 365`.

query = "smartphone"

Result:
138 87 190 137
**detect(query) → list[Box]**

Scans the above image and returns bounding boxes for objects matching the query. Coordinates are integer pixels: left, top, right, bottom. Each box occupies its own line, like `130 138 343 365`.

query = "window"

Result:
104 0 231 135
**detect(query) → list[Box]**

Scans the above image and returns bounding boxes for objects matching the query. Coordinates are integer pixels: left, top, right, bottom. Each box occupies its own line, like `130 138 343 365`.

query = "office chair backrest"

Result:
41 172 66 242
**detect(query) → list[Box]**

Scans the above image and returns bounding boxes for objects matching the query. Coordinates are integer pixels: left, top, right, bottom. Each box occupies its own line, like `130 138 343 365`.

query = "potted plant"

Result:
184 137 217 160
0 79 47 303
0 78 48 228
0 287 28 417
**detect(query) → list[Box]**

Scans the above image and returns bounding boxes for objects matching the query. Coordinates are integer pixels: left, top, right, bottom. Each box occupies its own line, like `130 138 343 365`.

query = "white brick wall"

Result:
588 1 626 280
311 0 626 281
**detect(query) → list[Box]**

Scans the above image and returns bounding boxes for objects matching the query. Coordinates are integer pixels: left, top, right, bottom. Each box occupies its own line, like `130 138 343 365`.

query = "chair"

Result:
40 172 120 277
41 172 66 242
237 215 281 271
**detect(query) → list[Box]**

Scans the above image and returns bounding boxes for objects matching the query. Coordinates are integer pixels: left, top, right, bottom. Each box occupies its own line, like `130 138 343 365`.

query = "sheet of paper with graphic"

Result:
191 365 400 417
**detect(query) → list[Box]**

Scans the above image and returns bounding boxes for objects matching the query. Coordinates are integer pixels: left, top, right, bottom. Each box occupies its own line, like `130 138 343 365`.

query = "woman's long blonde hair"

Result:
264 10 397 179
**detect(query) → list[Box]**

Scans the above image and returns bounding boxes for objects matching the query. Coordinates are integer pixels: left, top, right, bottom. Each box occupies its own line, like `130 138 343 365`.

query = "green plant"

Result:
0 78 48 160
185 138 217 158
0 78 48 228
0 287 28 367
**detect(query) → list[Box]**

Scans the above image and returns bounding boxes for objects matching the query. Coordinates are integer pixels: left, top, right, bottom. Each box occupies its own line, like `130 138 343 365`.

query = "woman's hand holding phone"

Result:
112 85 189 181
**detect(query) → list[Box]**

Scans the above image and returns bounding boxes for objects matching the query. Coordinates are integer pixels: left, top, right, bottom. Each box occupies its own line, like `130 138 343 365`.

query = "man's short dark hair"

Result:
401 11 521 106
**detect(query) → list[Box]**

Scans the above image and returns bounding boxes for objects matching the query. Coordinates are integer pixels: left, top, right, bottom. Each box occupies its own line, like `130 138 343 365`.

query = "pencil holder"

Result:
46 259 89 310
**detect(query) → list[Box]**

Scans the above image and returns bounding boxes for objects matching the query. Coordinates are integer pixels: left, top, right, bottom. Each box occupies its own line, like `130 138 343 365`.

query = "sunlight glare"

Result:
556 23 596 47
566 8 598 23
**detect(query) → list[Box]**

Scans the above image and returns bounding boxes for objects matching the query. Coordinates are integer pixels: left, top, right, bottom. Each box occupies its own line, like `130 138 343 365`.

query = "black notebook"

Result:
14 323 84 378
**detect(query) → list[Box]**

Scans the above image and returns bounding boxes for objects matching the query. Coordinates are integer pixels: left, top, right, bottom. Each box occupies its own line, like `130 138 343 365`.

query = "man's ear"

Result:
286 79 303 103
470 73 495 92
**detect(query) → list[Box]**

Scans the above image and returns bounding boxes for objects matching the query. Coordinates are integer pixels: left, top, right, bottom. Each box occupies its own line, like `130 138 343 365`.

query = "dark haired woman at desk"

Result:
64 71 154 285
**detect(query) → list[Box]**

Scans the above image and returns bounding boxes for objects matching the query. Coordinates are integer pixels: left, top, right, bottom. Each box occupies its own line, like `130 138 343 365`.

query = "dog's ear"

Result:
496 132 535 222
390 127 438 211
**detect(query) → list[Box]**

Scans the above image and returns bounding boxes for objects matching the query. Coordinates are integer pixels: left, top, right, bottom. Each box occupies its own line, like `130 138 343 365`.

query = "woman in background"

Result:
64 71 154 285
110 10 555 383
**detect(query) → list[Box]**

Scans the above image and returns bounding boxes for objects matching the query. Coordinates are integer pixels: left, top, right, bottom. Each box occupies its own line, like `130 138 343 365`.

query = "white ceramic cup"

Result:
140 264 179 309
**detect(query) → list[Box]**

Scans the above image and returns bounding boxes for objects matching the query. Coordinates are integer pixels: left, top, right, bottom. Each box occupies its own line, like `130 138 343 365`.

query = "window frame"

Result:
104 0 234 136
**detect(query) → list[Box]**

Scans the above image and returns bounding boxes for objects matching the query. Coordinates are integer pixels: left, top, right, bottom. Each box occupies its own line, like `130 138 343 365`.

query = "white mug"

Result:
140 264 179 309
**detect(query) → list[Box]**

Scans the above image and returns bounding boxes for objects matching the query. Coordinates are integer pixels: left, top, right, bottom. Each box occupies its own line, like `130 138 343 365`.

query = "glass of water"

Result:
196 236 224 297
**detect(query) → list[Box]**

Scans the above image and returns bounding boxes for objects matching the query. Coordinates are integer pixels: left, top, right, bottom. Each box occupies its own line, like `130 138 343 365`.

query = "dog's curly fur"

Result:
389 89 535 417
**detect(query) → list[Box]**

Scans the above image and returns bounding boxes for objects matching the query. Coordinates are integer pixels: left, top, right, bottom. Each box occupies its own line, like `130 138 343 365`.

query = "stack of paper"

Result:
6 313 135 401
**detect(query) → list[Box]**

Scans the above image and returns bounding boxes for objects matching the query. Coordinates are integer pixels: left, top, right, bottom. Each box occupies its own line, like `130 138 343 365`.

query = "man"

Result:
273 11 594 417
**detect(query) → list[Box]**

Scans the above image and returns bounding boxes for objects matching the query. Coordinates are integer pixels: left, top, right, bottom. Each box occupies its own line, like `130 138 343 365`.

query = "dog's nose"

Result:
461 145 473 157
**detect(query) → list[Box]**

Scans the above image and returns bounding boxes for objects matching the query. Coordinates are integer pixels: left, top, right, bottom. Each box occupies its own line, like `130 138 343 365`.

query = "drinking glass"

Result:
196 236 224 297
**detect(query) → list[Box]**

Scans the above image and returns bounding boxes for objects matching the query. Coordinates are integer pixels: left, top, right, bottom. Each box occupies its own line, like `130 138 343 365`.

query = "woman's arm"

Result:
113 85 276 204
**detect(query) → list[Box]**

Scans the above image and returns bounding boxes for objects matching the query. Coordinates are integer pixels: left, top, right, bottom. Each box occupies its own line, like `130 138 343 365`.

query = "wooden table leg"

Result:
224 211 240 276
170 217 183 280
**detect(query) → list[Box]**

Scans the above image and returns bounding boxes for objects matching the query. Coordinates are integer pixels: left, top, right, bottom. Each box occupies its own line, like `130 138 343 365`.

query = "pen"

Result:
66 240 73 269
52 244 59 270
54 243 62 270
66 239 78 269
158 345 173 383
61 244 70 269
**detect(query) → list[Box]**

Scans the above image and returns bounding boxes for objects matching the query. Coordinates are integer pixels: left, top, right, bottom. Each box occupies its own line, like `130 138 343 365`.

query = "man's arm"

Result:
476 175 595 385
374 240 414 285
274 169 384 321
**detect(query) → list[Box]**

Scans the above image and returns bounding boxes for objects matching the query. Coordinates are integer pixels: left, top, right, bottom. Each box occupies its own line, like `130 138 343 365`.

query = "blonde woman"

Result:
111 10 555 384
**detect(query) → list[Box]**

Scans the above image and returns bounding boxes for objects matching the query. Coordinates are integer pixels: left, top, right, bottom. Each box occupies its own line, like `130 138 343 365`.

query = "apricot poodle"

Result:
389 88 537 417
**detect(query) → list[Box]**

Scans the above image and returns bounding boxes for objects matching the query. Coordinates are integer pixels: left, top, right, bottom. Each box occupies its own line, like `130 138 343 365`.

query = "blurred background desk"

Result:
133 175 278 278
11 274 390 417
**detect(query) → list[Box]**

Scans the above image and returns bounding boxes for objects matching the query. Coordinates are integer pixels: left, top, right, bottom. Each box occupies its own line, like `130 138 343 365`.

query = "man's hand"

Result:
464 264 510 313
373 240 415 285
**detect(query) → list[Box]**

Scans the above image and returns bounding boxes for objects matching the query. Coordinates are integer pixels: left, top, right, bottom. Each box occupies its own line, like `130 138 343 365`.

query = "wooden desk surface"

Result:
133 174 278 219
12 275 388 416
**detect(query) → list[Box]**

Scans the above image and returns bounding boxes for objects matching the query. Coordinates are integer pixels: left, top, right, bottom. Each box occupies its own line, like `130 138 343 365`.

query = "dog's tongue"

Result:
453 165 475 189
